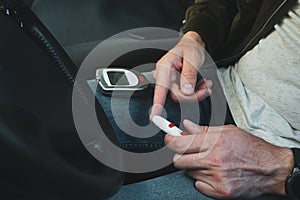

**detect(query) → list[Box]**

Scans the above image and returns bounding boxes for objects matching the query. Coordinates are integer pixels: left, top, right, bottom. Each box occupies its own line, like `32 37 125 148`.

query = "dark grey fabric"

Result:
31 0 188 47
22 0 34 6
64 40 100 66
110 170 288 200
31 0 193 66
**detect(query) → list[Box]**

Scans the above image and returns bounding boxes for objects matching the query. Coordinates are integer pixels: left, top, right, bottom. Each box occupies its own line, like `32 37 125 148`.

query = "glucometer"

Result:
96 68 149 96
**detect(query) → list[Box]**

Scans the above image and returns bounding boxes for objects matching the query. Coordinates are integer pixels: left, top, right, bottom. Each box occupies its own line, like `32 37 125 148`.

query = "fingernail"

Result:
149 112 157 121
180 131 189 136
205 89 212 97
184 83 193 89
205 91 210 97
206 80 213 88
149 114 154 121
149 104 164 121
182 84 194 95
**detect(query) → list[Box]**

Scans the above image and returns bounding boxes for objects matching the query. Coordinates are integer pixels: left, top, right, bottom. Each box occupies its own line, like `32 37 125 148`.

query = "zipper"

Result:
0 0 77 87
216 0 288 66
0 0 88 104
242 0 288 53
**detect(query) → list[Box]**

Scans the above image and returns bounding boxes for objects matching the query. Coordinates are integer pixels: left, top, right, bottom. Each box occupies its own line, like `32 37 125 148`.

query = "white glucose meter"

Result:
96 68 149 96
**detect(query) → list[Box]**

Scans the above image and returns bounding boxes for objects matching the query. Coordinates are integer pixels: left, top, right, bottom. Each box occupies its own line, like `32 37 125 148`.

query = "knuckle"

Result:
156 58 169 69
165 137 185 152
156 57 163 65
215 177 235 198
156 61 164 69
163 135 170 145
208 157 222 168
173 140 185 151
212 157 222 166
227 124 236 129
182 71 197 81
219 185 234 198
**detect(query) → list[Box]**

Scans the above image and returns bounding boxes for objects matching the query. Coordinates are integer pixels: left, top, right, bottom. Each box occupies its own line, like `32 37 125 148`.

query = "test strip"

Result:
152 115 184 136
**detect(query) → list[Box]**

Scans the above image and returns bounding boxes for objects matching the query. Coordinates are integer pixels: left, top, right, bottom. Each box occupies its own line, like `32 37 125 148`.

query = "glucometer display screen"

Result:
107 72 129 85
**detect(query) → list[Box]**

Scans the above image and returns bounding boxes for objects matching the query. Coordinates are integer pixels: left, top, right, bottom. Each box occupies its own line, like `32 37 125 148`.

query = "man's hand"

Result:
165 120 294 199
150 31 212 118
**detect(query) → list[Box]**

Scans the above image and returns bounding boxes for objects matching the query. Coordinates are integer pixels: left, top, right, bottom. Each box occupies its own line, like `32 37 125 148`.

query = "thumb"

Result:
183 119 207 135
195 181 216 198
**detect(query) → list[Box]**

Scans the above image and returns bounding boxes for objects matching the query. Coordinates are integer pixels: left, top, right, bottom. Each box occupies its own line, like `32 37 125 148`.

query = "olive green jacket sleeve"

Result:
182 0 297 66
182 0 237 53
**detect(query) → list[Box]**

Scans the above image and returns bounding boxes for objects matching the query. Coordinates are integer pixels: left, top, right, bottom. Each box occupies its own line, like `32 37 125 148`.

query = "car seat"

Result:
28 0 192 66
0 0 123 199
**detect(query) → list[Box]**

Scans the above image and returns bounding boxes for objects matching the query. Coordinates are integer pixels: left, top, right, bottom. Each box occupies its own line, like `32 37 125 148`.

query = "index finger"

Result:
164 134 204 154
173 153 210 169
151 84 169 118
150 61 177 118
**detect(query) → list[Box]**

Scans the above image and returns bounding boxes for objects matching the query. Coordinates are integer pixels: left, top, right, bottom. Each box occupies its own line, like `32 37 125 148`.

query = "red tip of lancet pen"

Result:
168 123 176 128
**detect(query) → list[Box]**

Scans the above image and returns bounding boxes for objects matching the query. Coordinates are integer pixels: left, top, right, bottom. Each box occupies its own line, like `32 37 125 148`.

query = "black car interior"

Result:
28 0 190 67
0 0 192 199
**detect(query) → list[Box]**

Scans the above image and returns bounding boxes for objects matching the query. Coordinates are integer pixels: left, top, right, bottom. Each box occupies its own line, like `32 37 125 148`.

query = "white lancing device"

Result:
152 115 183 136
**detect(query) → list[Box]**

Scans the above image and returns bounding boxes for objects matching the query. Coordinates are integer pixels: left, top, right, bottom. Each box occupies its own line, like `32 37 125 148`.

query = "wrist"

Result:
183 31 206 48
267 147 294 195
285 148 300 199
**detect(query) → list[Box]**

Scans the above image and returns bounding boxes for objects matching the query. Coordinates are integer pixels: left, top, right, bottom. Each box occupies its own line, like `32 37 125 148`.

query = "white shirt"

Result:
218 1 300 147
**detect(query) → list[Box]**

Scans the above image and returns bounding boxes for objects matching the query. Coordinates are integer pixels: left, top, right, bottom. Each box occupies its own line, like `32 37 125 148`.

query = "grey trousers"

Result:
110 171 287 200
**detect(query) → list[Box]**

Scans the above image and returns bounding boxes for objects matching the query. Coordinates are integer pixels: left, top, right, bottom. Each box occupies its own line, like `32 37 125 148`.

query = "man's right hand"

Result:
150 31 212 118
164 121 294 199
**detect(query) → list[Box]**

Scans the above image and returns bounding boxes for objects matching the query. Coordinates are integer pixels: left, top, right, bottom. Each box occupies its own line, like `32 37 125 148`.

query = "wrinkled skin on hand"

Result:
165 120 294 199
